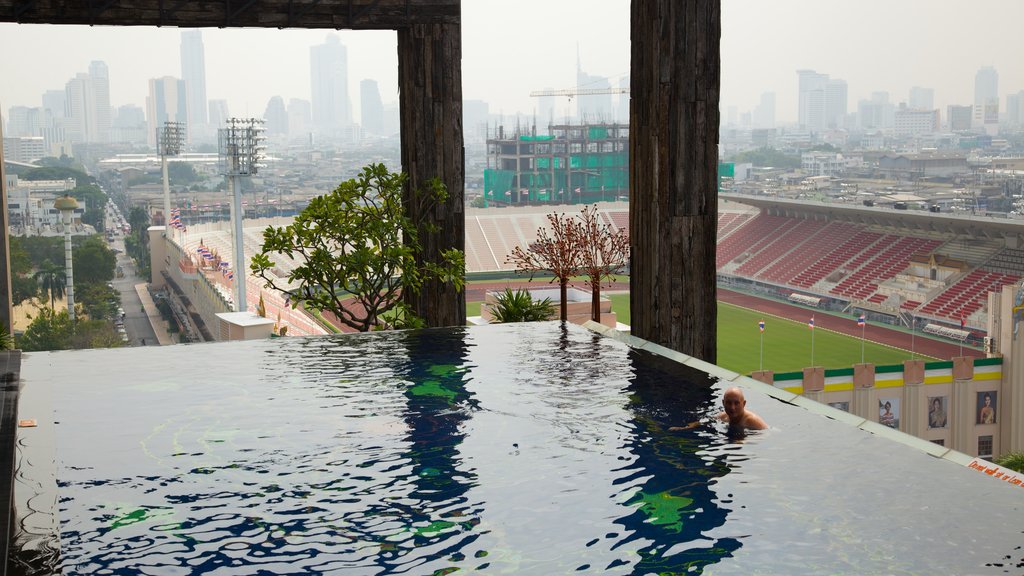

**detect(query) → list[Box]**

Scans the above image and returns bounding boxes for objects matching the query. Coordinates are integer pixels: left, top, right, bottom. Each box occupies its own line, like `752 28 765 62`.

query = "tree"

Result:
995 451 1024 474
9 236 38 306
577 205 629 323
489 288 554 323
252 163 465 332
20 307 72 351
508 212 584 322
33 260 66 310
77 283 118 320
73 236 116 285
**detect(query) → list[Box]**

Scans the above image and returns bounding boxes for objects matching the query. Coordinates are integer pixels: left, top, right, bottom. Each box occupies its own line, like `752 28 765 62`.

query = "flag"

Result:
574 187 581 193
960 315 966 329
808 316 815 330
758 320 765 333
857 313 866 327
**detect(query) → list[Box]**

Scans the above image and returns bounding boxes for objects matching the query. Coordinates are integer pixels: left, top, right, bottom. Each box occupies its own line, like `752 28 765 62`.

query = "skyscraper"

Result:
360 79 384 136
753 92 775 129
797 70 828 132
263 96 288 136
146 76 188 146
287 98 311 140
64 73 93 144
975 66 999 107
909 87 934 110
208 99 229 129
181 30 208 126
825 79 848 129
88 61 111 142
974 66 999 132
310 34 352 134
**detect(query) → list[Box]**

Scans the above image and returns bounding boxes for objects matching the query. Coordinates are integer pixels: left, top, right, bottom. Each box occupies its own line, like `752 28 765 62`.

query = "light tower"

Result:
218 118 265 313
54 195 79 321
157 121 185 233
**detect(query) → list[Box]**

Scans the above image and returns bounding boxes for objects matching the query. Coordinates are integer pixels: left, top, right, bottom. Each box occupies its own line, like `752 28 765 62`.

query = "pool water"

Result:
21 323 1024 574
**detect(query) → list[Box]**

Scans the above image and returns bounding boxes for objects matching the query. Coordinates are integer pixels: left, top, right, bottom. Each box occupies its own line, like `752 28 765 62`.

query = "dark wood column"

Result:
398 21 467 327
629 0 720 362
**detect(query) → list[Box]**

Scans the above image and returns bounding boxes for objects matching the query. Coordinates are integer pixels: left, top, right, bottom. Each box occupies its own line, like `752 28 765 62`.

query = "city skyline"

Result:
0 0 1022 128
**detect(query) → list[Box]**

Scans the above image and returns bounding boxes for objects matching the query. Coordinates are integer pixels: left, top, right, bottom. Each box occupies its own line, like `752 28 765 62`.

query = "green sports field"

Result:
473 294 933 375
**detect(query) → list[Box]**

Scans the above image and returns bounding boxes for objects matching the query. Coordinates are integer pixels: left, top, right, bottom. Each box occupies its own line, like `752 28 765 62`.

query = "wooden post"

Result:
398 21 467 328
0 123 14 337
629 0 720 362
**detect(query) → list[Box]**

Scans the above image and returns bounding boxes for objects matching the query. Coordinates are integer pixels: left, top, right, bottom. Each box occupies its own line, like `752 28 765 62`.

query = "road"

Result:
106 207 158 347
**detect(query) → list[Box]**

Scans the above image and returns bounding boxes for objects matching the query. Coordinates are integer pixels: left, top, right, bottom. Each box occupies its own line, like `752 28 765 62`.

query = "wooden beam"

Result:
629 0 720 362
398 21 466 328
0 0 459 28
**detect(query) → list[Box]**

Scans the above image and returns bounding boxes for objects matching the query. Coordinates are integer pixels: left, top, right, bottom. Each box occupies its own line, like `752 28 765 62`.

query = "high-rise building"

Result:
146 76 188 146
180 30 208 126
824 79 848 129
797 70 828 132
208 99 229 129
1007 91 1024 127
909 87 934 111
41 90 65 120
463 99 489 142
575 61 613 122
753 92 775 129
974 66 999 134
360 79 384 137
88 61 111 143
975 67 999 107
64 73 93 144
6 106 40 137
894 106 939 136
947 105 973 131
111 105 147 145
858 92 895 130
263 96 288 136
287 98 311 140
310 33 352 134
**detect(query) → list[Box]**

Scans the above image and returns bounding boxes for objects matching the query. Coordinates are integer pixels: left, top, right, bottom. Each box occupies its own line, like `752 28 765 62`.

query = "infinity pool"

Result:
18 323 1024 574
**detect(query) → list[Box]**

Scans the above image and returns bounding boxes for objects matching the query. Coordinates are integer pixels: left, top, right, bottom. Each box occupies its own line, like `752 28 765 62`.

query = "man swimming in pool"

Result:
670 387 768 432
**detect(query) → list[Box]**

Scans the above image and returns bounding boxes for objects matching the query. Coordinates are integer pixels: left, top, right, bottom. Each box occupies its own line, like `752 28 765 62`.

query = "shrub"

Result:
489 288 553 323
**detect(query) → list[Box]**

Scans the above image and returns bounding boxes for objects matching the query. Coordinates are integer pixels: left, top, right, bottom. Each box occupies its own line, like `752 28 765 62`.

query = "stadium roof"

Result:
721 193 1024 243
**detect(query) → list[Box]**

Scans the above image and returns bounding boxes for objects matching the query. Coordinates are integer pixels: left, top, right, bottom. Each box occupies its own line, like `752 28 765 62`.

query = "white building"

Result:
801 152 845 177
2 137 46 163
146 76 188 146
894 108 939 136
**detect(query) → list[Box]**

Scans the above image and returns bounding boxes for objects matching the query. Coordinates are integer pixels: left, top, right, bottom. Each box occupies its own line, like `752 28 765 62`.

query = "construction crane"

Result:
529 87 629 99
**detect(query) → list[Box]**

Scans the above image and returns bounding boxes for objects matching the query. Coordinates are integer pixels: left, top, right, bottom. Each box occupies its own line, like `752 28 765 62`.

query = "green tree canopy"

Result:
73 236 116 285
728 147 801 169
20 307 72 351
168 162 200 185
252 163 465 332
20 236 63 269
22 165 92 186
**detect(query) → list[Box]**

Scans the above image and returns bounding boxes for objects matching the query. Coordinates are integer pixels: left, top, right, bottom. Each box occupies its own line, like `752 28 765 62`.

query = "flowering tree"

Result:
577 205 629 322
251 163 465 332
507 212 584 321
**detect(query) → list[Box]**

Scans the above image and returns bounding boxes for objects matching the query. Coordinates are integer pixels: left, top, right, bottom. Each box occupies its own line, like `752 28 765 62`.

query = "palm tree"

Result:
33 260 67 310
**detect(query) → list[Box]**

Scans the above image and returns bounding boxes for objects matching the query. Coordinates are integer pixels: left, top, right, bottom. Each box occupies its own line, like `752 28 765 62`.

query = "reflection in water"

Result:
373 328 481 574
614 350 742 573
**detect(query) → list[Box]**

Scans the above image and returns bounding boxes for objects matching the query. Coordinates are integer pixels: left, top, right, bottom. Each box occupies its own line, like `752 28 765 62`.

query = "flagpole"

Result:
861 322 865 364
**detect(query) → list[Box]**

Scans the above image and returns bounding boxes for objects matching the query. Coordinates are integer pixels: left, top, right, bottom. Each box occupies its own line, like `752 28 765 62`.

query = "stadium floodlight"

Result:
218 118 266 313
157 121 186 236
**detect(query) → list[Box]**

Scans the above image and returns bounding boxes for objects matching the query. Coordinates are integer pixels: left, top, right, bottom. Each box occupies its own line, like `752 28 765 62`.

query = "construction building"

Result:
482 122 628 206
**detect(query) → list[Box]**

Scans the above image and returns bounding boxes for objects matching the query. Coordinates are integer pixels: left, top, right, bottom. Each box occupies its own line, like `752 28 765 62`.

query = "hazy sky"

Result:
0 0 1021 125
